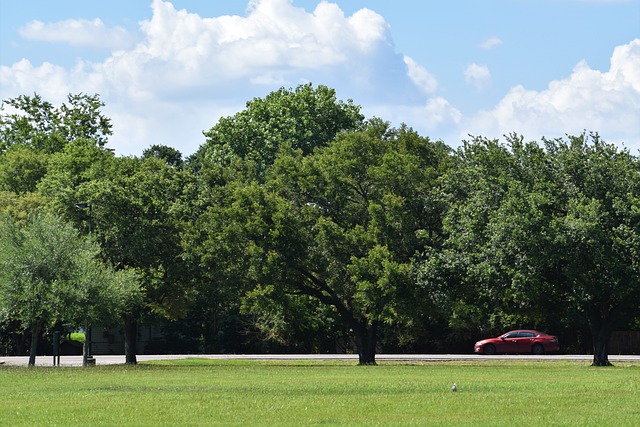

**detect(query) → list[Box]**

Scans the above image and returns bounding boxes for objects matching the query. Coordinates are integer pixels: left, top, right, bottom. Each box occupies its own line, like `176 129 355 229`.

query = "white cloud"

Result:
19 18 135 50
0 59 96 102
464 63 491 90
480 36 502 50
96 0 416 106
465 39 640 149
422 97 463 129
404 56 438 94
366 96 462 138
135 0 391 82
4 0 636 156
2 0 434 155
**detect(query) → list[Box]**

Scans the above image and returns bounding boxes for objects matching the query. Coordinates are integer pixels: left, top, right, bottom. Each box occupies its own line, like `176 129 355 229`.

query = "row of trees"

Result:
1 86 638 366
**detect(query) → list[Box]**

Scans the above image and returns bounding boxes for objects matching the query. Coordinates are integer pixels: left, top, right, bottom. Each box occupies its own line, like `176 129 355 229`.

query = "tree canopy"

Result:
1 87 639 366
0 213 140 366
0 93 112 153
417 133 640 365
196 83 364 178
192 119 451 364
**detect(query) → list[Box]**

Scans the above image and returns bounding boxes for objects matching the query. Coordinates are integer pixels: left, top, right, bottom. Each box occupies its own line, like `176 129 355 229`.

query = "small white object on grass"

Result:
451 383 457 392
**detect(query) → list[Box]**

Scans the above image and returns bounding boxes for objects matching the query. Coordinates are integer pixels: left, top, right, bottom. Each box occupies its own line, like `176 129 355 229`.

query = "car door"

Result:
499 332 521 353
511 331 536 353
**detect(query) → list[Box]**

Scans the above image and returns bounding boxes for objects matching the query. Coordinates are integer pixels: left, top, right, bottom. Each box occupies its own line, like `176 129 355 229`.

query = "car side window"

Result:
504 332 519 338
520 332 535 338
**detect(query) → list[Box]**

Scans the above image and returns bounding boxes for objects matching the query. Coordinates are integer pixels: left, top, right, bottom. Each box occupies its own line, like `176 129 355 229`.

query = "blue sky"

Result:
1 0 639 156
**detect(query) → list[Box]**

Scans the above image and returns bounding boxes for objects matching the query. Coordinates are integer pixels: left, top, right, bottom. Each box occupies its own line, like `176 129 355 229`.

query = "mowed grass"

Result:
1 359 638 426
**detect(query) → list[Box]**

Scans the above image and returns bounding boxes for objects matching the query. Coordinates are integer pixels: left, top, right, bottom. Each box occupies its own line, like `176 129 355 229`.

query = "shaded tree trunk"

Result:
353 321 378 365
28 322 41 367
588 315 614 366
123 313 138 364
298 271 381 365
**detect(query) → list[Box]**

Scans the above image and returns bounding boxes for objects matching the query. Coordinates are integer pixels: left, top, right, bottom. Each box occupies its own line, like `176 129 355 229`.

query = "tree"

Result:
69 155 195 364
0 93 113 243
195 83 364 178
185 83 366 355
547 134 640 365
143 144 183 167
0 93 112 153
419 133 640 365
417 136 558 339
0 213 139 366
1 92 192 363
194 121 450 364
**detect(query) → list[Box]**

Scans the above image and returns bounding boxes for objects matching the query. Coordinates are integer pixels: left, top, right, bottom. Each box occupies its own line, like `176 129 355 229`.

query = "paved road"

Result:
2 353 640 367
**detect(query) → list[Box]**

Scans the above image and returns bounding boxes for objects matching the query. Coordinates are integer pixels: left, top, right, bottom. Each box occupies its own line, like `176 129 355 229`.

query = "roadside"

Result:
2 354 640 367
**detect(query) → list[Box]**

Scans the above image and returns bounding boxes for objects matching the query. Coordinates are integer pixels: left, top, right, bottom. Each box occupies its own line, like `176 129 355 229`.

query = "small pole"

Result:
53 331 60 366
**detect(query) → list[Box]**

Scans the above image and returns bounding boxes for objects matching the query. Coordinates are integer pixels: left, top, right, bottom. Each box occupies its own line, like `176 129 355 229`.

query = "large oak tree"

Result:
194 119 450 364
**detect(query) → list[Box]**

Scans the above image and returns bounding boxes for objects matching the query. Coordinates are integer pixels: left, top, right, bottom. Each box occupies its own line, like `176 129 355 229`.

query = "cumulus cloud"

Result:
2 0 437 155
84 0 424 107
133 0 394 87
366 96 462 138
465 39 640 148
464 63 491 90
3 0 636 155
404 56 438 94
19 18 135 50
480 36 502 50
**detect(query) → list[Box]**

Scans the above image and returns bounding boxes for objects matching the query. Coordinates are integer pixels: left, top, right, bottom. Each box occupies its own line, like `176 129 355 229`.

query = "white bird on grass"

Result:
451 383 457 392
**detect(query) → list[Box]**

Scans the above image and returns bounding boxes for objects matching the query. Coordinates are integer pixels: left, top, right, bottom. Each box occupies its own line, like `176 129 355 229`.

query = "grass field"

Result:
0 359 638 426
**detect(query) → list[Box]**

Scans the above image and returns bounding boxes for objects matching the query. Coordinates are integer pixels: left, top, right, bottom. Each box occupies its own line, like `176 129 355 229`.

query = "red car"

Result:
474 330 559 355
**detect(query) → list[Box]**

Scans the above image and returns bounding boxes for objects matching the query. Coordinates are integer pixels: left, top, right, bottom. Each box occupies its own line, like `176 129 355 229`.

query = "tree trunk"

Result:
123 313 138 364
589 316 613 366
353 321 378 365
28 322 41 367
82 325 94 367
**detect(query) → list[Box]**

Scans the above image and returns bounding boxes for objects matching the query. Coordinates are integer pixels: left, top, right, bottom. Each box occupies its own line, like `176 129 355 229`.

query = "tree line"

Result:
0 85 638 366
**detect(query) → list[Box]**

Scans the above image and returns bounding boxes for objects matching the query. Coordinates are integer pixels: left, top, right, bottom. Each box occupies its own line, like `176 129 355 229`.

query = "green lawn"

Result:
1 359 638 426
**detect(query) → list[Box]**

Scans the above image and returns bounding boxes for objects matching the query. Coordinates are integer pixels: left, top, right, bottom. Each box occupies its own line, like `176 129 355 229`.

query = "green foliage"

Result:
69 332 85 343
197 83 364 178
142 144 183 167
0 93 112 153
0 213 95 328
418 132 640 363
4 87 639 363
0 145 48 194
0 191 43 223
0 93 114 231
194 116 451 362
275 121 449 323
0 213 141 363
35 140 193 321
85 156 195 319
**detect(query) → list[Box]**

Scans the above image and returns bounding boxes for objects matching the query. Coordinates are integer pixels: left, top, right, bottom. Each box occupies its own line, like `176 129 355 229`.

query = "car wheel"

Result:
483 344 496 355
531 344 545 355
